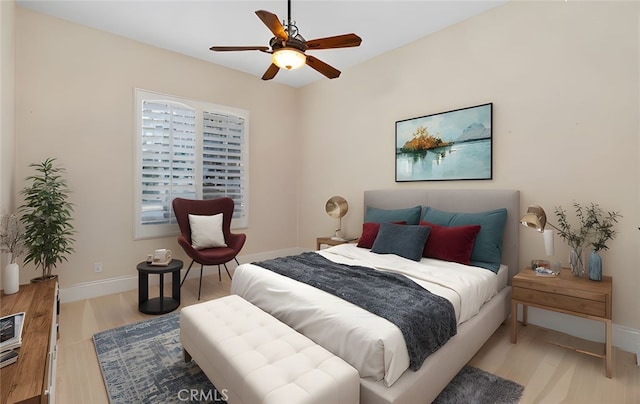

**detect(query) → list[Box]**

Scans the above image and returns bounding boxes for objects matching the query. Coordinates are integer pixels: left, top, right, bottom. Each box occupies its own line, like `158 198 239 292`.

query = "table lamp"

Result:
325 196 348 240
521 204 558 270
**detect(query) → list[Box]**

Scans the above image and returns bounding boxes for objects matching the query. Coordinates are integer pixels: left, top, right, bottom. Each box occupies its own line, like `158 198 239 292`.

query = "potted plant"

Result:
0 211 25 293
19 158 75 282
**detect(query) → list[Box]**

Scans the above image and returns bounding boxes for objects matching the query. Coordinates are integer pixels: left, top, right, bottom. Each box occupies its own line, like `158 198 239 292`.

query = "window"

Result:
134 89 248 239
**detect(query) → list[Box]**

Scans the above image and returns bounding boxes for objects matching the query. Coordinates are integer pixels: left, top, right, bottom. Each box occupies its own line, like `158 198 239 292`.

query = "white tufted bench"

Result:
180 294 360 404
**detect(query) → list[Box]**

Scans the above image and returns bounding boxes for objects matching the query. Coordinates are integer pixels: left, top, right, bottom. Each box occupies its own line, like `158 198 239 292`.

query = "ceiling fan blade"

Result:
210 46 270 52
306 55 341 79
255 10 288 41
306 33 362 50
262 63 280 81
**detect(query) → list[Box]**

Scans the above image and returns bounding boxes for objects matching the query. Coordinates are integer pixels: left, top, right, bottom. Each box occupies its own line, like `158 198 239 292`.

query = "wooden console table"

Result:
1 280 59 404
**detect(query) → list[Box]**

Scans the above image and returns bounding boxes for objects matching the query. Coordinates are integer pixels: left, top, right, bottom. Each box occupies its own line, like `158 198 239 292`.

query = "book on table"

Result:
0 312 26 352
0 349 18 368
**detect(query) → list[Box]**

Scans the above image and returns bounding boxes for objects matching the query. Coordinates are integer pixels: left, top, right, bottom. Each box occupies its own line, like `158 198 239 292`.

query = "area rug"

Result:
94 312 524 404
93 313 224 404
433 365 524 404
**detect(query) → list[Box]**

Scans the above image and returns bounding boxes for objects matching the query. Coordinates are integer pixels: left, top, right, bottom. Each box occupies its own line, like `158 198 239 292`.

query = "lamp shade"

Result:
520 205 547 232
325 196 348 219
272 48 306 70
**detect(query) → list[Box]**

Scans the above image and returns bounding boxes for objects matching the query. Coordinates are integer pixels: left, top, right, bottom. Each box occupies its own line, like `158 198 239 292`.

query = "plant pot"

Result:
588 249 603 281
30 274 58 283
3 263 19 294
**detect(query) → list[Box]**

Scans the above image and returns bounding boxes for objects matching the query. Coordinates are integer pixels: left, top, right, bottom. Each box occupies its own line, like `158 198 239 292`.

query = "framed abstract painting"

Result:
395 103 493 182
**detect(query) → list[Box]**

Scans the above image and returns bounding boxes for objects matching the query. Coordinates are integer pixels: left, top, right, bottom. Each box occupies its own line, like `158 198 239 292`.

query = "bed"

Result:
231 189 520 403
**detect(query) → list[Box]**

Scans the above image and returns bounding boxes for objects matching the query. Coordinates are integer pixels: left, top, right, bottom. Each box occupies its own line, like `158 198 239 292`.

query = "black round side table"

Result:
136 259 183 314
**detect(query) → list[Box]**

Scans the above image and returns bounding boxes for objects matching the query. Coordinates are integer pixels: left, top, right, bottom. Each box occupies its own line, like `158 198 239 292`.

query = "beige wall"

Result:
13 7 299 287
0 0 15 282
0 0 16 275
297 1 640 331
0 0 16 210
8 1 640 334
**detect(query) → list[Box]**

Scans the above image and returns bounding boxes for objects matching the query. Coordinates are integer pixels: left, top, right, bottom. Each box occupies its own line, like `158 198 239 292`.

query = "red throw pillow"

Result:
420 221 481 265
357 221 406 249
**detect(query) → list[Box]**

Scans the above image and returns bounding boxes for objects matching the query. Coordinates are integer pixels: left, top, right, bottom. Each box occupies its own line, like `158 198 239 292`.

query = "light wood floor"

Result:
56 273 640 403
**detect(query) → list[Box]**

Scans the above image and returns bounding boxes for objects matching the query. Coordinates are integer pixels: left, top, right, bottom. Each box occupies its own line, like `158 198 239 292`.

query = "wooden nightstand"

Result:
316 236 357 250
511 268 613 377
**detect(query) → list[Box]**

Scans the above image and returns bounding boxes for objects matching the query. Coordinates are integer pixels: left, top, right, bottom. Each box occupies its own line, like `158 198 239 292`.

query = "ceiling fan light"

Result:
272 48 306 70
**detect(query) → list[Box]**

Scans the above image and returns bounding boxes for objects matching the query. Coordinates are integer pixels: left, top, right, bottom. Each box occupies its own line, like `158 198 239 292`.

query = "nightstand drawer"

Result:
512 286 607 317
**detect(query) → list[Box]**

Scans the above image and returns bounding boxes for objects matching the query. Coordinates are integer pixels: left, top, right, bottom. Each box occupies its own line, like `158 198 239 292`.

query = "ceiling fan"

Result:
209 0 362 81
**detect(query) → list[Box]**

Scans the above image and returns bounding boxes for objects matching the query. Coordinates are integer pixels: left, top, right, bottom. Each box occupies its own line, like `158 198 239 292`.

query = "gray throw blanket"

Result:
254 252 457 370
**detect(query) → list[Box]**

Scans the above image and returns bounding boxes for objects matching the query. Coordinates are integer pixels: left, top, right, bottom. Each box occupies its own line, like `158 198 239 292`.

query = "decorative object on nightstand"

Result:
325 196 349 240
521 203 621 279
587 206 621 281
556 203 621 279
554 203 594 277
520 205 559 276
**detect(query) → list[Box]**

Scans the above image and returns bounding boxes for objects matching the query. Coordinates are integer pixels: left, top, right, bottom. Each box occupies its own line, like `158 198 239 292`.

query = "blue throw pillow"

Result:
364 205 422 225
371 222 431 261
422 207 508 273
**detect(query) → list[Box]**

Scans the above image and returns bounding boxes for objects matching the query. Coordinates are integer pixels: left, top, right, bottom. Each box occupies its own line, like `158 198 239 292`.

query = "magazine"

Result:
0 312 25 352
0 349 18 368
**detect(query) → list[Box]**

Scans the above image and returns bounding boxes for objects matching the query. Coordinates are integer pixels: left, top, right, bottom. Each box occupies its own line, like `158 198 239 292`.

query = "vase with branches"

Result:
554 202 595 277
554 202 621 278
1 211 25 264
1 211 25 293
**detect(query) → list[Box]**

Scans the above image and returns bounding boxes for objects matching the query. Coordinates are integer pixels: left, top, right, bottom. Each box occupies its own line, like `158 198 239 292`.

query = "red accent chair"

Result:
172 197 246 300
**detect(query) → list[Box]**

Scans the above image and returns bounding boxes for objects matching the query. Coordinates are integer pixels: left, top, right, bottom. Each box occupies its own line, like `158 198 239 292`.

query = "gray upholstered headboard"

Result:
363 189 520 282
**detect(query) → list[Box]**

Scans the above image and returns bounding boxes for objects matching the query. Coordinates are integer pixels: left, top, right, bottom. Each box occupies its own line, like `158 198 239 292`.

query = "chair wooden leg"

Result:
198 264 204 301
217 265 222 282
234 257 240 266
180 260 196 287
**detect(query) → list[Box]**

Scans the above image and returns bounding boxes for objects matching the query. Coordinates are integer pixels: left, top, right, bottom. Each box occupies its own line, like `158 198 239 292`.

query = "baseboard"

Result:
518 306 640 365
59 247 305 304
59 274 140 303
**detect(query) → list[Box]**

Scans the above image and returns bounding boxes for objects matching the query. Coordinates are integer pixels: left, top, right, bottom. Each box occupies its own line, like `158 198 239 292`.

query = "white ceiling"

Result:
17 0 507 88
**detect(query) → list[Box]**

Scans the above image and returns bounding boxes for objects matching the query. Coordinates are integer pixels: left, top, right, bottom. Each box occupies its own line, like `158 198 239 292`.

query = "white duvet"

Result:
230 244 507 386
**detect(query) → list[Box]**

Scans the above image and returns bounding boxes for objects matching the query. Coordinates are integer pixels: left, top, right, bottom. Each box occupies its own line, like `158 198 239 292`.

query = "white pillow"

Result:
189 213 228 250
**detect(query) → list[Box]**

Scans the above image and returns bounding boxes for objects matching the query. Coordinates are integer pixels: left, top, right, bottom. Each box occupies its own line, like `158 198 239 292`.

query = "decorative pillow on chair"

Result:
357 221 406 249
420 221 481 265
189 213 227 250
371 222 431 261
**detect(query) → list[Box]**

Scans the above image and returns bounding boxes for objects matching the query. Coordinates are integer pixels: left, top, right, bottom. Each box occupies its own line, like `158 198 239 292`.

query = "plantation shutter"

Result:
140 101 196 226
203 111 247 224
135 89 249 239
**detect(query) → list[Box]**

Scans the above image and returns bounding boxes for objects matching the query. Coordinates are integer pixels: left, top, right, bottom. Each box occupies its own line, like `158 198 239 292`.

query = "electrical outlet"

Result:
94 262 103 273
